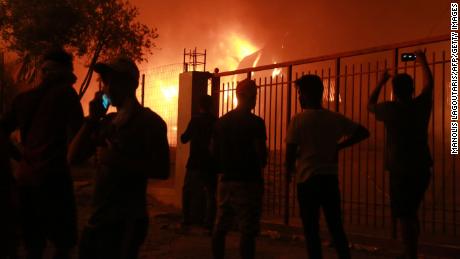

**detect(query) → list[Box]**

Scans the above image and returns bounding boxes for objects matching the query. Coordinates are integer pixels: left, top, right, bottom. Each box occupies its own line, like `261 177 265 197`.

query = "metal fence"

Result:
210 35 459 242
138 63 183 146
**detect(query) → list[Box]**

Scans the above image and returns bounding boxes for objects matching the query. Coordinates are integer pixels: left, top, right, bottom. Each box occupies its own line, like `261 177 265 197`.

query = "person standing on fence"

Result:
285 74 369 259
181 94 218 232
67 56 170 259
0 48 84 259
211 79 267 259
368 50 433 259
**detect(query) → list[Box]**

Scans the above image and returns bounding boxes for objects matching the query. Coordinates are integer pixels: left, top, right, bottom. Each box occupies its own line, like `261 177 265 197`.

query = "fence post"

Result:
391 48 399 239
141 74 145 107
335 58 341 112
211 68 221 117
284 65 293 225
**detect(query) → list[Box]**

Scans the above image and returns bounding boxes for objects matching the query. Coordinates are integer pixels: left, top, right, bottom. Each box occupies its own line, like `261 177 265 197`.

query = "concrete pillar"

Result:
174 71 209 207
149 71 210 209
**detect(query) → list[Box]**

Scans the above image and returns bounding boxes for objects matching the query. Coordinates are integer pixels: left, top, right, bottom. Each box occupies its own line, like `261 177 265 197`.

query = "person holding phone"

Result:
68 56 170 259
368 50 433 259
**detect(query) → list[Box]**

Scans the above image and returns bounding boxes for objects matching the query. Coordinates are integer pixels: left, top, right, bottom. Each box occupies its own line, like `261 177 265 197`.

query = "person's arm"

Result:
151 120 170 179
285 117 298 183
210 122 222 174
254 119 267 169
416 50 434 98
67 119 98 164
368 69 390 113
180 119 193 144
337 125 369 150
67 92 106 164
285 143 297 183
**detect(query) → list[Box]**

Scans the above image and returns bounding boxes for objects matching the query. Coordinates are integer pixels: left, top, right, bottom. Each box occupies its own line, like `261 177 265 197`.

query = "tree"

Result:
0 0 158 98
0 56 21 114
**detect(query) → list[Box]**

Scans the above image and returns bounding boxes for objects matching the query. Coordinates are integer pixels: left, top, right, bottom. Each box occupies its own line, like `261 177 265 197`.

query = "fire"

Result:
321 79 342 103
160 84 178 102
216 33 260 109
252 52 262 68
271 61 282 78
231 33 258 62
251 52 262 77
272 68 282 78
217 32 259 71
137 64 182 146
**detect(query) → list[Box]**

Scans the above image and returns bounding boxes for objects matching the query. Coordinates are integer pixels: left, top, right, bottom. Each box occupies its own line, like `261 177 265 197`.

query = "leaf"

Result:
0 0 158 97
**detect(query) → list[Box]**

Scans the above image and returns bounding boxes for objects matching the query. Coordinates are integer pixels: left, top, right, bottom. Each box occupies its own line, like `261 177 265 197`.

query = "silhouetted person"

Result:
0 48 83 259
181 95 218 230
211 79 267 259
68 56 170 259
368 50 432 259
285 75 369 259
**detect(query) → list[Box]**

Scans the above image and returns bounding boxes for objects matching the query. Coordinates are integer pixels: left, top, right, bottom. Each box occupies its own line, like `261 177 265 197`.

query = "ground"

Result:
70 179 457 259
13 171 457 258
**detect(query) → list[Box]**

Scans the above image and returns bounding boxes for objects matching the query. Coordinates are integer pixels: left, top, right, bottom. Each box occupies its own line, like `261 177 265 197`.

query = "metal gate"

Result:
210 35 459 242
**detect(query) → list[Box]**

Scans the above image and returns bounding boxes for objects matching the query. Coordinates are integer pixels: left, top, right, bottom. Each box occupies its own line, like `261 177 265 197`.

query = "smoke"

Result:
131 0 449 70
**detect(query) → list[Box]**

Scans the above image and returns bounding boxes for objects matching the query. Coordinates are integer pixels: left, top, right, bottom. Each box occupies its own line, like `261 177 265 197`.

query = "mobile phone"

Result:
102 94 111 109
401 53 417 62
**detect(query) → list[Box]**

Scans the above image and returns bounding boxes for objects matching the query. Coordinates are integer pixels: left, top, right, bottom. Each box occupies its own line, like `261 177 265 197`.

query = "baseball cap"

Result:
236 79 257 97
94 56 140 84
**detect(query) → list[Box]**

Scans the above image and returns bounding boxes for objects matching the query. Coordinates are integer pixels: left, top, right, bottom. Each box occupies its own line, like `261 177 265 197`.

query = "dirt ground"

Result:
10 174 458 258
72 180 457 259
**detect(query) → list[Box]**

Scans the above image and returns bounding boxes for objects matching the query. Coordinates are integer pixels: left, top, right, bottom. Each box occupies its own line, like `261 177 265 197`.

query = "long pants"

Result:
297 175 351 259
18 173 77 259
79 217 149 259
182 169 217 228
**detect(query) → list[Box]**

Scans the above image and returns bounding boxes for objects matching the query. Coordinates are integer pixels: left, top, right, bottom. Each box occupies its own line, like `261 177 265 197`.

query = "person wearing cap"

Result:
211 79 267 259
68 56 170 259
0 48 83 259
285 75 369 259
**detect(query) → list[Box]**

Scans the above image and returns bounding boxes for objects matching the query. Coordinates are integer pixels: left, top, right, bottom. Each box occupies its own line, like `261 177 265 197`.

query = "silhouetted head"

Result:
40 48 75 84
392 73 414 102
199 95 213 113
295 75 323 109
236 79 257 111
94 56 140 107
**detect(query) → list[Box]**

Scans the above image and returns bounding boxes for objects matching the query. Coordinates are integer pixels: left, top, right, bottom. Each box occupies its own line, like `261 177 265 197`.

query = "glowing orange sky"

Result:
130 0 449 69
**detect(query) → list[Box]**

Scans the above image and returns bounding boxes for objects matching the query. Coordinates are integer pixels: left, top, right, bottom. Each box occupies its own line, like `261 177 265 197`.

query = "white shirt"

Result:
286 109 359 183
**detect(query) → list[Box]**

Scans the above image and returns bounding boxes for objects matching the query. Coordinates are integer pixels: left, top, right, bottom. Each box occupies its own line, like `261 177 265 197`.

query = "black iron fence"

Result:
210 35 459 242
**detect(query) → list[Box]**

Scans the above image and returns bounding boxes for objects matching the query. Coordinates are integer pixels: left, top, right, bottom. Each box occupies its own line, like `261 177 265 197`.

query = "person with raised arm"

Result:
368 50 433 259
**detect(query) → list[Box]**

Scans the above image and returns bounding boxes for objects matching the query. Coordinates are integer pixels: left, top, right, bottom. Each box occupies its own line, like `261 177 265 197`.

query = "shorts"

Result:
389 168 431 219
214 180 263 236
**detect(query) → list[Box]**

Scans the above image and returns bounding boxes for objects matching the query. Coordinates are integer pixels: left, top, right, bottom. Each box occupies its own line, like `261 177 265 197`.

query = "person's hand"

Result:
89 91 107 121
415 49 427 63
